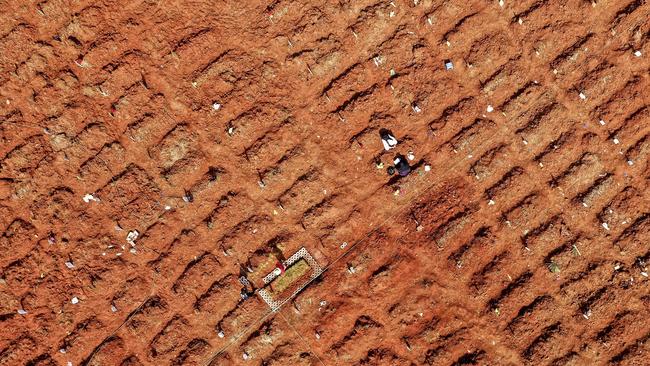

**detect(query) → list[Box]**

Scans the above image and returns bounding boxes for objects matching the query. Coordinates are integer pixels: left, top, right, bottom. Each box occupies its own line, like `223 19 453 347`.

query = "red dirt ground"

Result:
1 0 649 365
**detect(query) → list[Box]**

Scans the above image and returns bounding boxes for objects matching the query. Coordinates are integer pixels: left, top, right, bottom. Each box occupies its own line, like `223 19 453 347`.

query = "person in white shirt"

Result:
380 128 398 150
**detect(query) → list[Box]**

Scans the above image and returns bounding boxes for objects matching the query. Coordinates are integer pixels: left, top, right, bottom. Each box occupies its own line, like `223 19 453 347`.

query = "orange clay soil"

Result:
1 0 649 365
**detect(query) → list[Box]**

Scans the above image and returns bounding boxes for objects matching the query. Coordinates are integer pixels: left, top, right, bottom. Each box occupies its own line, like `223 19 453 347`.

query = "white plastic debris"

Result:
71 297 79 304
164 205 171 210
599 119 606 125
613 138 620 145
486 105 494 113
445 40 451 47
602 222 610 231
218 330 225 338
389 68 396 77
488 200 495 206
412 104 422 113
17 309 28 315
67 362 73 366
407 152 415 160
82 193 98 203
579 92 587 100
111 304 118 312
518 18 523 25
424 165 431 172
212 102 221 111
499 0 504 6
242 352 249 360
444 60 453 70
627 160 634 166
126 230 139 245
340 241 348 249
64 261 75 269
319 300 327 306
634 50 642 57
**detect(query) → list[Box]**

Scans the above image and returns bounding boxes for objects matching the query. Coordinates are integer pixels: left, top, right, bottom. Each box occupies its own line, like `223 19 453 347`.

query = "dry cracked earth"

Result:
1 0 649 365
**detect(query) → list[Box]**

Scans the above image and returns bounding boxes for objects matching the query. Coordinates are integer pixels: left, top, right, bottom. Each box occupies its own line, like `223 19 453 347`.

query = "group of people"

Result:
379 128 411 177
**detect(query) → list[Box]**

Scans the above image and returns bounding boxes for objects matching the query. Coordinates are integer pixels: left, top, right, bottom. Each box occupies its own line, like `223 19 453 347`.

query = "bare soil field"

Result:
1 0 649 365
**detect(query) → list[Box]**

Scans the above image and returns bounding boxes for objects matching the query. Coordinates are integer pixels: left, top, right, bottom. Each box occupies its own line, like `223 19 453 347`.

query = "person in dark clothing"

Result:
393 154 411 177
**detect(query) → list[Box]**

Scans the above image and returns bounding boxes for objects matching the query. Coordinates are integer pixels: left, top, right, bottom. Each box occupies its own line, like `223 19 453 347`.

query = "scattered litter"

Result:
17 309 28 315
48 233 56 244
599 119 606 125
548 262 560 273
614 263 622 271
315 331 321 339
522 139 528 145
518 18 523 25
445 40 451 47
641 272 648 278
64 261 74 269
424 165 431 172
74 56 87 67
319 300 327 307
602 222 610 231
129 248 136 254
613 138 620 145
486 105 494 113
340 241 348 249
59 349 66 354
71 297 79 304
444 60 453 70
394 189 400 196
218 330 225 338
82 193 98 203
407 151 415 160
126 230 139 245
111 304 118 312
227 126 235 135
67 362 72 366
583 309 592 319
412 104 422 113
164 205 171 210
212 102 221 111
182 191 193 203
498 0 504 7
242 352 249 360
627 160 634 166
389 11 395 18
634 50 642 57
373 56 384 67
579 92 587 100
488 200 495 206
